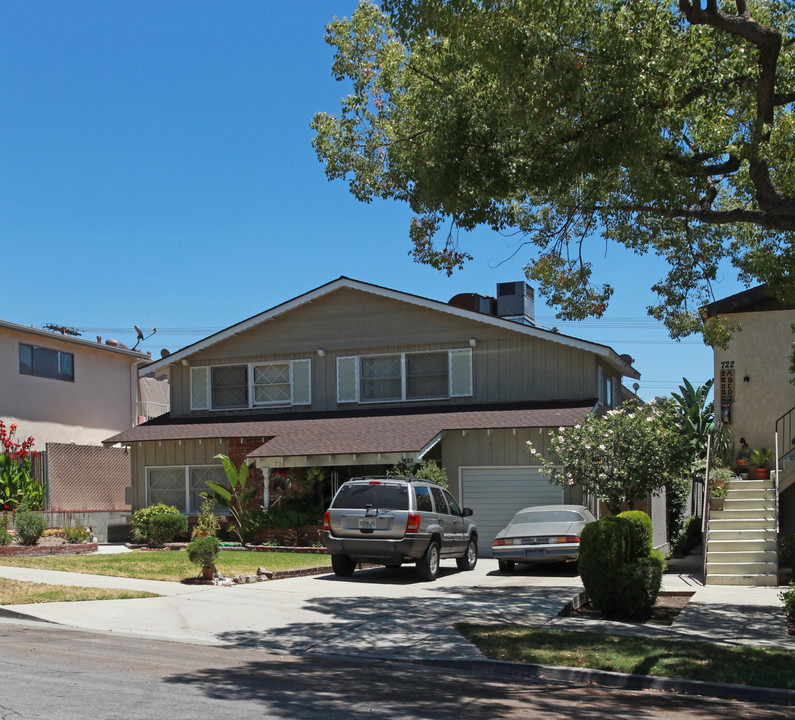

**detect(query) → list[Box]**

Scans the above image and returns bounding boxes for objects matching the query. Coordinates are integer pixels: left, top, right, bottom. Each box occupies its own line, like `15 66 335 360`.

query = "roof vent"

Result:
496 281 535 325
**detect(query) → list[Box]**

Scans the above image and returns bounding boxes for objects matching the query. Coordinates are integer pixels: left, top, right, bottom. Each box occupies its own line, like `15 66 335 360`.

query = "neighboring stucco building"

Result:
0 319 150 446
703 285 795 537
106 277 649 553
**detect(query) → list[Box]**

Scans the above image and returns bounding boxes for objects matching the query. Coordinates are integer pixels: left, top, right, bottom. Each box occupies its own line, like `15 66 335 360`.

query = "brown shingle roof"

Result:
105 402 594 458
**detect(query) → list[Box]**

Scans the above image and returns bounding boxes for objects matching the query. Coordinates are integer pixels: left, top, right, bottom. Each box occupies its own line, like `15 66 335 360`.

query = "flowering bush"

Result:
528 401 684 515
0 421 44 511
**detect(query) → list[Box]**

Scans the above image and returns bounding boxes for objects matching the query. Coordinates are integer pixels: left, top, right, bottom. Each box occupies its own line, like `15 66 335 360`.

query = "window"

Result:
212 365 248 409
146 465 227 513
253 363 291 405
336 348 472 404
19 343 74 382
414 486 433 512
443 489 462 516
191 359 311 411
430 486 448 514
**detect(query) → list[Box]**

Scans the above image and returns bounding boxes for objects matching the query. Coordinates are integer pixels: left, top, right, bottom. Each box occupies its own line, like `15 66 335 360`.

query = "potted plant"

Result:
735 439 750 477
186 534 221 581
749 448 773 479
780 581 795 637
708 485 728 511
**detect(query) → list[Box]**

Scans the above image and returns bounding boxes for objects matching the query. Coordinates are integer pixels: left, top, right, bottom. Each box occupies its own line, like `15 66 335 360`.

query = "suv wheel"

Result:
331 554 357 577
456 538 478 571
497 559 515 574
416 540 440 581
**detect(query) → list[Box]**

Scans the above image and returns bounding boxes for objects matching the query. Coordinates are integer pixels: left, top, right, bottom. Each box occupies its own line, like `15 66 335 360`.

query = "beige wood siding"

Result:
130 439 227 509
169 288 600 417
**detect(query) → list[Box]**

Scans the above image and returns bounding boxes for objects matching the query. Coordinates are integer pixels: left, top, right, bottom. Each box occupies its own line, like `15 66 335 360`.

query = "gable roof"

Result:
141 277 639 379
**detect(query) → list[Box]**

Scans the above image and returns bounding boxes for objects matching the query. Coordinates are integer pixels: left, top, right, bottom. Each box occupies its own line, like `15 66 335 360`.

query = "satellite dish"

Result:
132 326 157 351
632 382 640 393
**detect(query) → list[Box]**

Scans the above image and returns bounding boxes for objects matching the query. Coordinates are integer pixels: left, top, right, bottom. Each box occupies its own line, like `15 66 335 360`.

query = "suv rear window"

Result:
331 483 410 510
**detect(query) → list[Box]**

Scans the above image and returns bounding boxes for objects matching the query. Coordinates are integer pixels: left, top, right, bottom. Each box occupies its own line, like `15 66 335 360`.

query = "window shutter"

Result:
337 356 359 403
190 366 210 410
291 359 311 405
449 349 473 397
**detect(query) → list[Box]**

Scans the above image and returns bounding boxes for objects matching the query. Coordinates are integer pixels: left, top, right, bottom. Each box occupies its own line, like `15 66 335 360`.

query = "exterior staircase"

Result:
705 476 777 586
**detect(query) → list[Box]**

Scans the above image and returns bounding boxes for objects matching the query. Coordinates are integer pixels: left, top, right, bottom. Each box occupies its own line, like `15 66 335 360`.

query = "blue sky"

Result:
2 1 745 400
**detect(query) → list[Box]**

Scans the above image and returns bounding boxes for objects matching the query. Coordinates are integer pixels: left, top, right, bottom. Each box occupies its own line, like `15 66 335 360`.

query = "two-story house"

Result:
105 277 642 553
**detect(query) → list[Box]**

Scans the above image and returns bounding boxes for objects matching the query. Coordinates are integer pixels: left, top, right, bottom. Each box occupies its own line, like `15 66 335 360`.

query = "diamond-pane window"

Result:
212 365 248 408
360 355 401 401
406 352 448 399
147 468 186 512
189 466 226 514
253 363 291 405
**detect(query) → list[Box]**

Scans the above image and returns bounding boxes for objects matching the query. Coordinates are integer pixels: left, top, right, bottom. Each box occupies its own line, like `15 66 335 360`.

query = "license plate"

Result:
359 517 377 530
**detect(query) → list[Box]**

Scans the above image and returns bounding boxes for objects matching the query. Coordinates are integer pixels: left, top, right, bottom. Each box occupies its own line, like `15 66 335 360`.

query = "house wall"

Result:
441 427 583 505
130 438 229 510
711 308 795 453
168 288 602 417
0 326 142 446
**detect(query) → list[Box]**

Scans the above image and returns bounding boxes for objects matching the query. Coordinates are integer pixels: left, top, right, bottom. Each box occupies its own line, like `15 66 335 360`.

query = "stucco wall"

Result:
711 308 795 453
0 326 142 446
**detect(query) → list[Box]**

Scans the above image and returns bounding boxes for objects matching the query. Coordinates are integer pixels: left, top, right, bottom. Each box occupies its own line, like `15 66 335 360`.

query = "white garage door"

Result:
461 467 563 556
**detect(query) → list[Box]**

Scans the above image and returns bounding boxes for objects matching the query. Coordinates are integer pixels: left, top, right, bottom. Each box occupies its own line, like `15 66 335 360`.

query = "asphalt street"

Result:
0 618 791 720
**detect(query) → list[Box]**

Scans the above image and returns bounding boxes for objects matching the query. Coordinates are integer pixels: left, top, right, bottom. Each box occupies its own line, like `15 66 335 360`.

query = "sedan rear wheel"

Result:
498 559 515 574
331 554 357 577
416 541 440 581
456 538 478 571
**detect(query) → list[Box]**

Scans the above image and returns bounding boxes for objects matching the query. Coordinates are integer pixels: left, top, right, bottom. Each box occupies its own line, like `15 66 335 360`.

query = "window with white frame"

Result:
337 348 472 404
191 359 311 411
146 465 227 513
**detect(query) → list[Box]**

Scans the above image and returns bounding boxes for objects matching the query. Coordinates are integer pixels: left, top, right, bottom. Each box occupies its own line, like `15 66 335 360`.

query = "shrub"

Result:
778 534 795 567
617 510 653 561
132 503 186 546
191 497 220 539
780 580 795 617
15 509 46 546
579 515 666 620
186 535 221 568
63 522 91 543
672 515 702 557
148 513 188 546
0 527 12 546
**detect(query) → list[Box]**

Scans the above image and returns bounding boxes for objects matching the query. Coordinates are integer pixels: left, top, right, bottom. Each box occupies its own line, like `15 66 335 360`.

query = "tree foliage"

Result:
312 0 795 342
203 454 258 544
528 400 685 515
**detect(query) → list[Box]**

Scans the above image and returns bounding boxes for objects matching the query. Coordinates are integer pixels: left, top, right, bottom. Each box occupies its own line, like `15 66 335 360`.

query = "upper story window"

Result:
190 359 311 411
19 343 74 382
337 348 472 404
598 366 616 409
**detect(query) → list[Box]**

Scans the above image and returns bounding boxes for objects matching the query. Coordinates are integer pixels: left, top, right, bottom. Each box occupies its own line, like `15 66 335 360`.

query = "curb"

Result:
403 657 794 707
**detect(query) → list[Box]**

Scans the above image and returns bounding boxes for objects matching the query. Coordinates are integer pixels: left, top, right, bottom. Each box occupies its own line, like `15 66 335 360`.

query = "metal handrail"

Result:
775 406 795 464
702 433 712 585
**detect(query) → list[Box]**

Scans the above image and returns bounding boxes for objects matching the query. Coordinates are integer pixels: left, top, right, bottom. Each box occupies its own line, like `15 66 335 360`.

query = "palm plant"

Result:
203 454 258 544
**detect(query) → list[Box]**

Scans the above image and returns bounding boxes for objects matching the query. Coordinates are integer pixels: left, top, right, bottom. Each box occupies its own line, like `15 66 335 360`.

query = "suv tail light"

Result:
406 513 421 534
323 511 331 532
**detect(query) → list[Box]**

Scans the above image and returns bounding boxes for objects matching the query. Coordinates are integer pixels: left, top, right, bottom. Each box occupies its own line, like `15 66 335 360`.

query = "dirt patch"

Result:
570 591 695 626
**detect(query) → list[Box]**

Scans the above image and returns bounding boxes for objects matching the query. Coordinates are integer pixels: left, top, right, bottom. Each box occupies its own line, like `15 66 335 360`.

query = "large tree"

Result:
312 0 795 344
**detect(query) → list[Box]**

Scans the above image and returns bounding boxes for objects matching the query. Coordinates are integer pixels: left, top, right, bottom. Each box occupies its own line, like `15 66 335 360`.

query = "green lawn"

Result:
0 578 157 605
456 624 795 690
0 549 330 582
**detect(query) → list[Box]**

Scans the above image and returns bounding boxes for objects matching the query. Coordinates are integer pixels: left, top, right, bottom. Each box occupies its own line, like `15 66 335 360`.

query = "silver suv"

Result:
323 477 478 581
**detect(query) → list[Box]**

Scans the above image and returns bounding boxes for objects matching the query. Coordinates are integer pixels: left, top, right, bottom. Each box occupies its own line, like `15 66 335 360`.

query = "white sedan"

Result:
491 505 597 573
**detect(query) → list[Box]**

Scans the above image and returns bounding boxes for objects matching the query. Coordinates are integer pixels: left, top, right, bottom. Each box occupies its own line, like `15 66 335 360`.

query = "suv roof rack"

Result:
347 475 442 485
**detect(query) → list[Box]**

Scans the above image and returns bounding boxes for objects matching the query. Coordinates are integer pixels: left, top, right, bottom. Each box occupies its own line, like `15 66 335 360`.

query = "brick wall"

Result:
226 437 267 506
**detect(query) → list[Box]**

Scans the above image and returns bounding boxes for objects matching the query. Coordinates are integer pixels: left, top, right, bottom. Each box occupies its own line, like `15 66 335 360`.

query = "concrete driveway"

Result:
0 559 583 659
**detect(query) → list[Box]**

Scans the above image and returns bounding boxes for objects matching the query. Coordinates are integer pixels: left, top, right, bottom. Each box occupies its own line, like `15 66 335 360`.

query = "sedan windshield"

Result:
511 510 585 525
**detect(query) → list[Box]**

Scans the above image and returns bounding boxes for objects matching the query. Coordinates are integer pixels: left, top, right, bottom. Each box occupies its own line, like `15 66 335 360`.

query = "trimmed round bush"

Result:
611 550 666 620
148 513 188 546
15 510 46 546
132 503 185 545
617 510 653 561
186 535 221 568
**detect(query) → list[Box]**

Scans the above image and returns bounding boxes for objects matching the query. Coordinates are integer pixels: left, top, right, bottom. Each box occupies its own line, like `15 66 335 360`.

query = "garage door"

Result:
461 467 563 556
